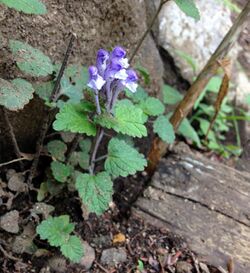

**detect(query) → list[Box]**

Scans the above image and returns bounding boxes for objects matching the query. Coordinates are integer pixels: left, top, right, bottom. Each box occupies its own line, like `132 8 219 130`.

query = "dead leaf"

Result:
0 210 19 233
8 172 26 192
113 233 126 244
206 59 232 140
30 202 55 219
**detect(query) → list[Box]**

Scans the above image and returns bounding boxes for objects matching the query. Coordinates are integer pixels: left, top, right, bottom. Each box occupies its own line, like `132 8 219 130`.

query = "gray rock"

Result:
176 261 193 273
48 256 67 273
157 0 235 81
156 0 249 107
93 235 111 248
100 247 127 266
0 210 19 233
79 241 95 270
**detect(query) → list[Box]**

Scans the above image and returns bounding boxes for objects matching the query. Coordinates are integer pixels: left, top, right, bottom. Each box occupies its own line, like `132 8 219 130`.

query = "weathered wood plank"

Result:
133 144 250 272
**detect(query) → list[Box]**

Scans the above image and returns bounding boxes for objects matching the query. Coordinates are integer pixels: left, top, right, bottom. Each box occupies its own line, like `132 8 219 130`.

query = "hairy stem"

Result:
94 91 101 115
89 128 104 174
129 0 168 63
27 33 76 184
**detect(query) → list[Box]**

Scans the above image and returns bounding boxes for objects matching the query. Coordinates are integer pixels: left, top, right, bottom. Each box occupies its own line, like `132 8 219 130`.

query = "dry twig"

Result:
27 33 76 185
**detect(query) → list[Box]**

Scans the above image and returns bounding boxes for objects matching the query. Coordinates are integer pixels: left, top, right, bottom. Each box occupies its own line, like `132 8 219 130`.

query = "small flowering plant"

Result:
36 46 175 262
48 46 175 216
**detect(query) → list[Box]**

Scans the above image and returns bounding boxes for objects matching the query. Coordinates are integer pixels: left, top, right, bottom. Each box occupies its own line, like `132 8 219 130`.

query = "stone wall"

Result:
0 0 164 160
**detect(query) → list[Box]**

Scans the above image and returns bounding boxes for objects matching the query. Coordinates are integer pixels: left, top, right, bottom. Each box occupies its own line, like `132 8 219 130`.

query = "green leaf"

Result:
178 118 201 147
95 101 147 138
76 172 113 215
36 215 74 247
69 152 89 170
125 85 148 103
47 140 67 162
153 115 175 143
64 65 89 88
53 103 96 136
79 139 92 153
0 78 34 110
51 161 72 183
35 81 54 102
37 182 48 202
139 97 165 116
194 77 222 109
174 0 200 20
136 65 150 85
60 235 84 263
162 85 183 105
0 0 47 14
105 138 147 177
175 49 197 73
205 76 222 93
219 0 241 13
10 40 53 77
60 65 89 103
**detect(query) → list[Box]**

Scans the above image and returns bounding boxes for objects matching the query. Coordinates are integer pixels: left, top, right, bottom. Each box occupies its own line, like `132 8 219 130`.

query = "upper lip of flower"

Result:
87 46 139 109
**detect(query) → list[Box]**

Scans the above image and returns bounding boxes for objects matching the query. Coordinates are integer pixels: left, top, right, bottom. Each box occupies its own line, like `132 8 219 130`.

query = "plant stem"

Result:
0 157 32 168
129 0 168 63
94 91 101 115
89 128 104 174
147 2 250 176
27 33 76 185
93 154 107 163
2 107 24 170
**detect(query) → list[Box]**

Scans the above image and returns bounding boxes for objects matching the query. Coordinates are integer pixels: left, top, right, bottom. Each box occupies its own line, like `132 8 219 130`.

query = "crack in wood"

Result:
151 185 250 228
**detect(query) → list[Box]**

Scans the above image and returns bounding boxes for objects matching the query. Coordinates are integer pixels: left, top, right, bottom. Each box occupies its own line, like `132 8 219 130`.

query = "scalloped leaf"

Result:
105 138 147 177
47 140 67 162
10 40 53 76
153 115 175 143
0 0 47 14
95 101 147 138
60 235 84 263
69 151 89 170
51 161 72 183
53 103 96 136
174 0 200 20
36 215 74 247
79 139 92 153
139 97 165 116
76 172 113 215
125 85 148 103
0 78 34 110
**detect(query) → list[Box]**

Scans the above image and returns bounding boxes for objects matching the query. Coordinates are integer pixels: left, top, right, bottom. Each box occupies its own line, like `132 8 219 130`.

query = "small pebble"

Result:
100 247 127 266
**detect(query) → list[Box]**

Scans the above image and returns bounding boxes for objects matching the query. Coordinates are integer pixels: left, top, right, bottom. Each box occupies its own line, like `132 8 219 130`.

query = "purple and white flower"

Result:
87 66 105 91
87 46 139 114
